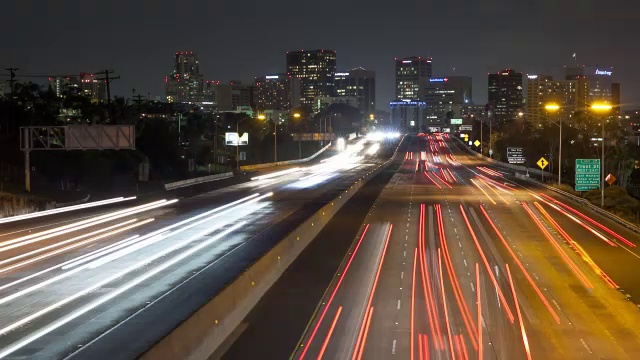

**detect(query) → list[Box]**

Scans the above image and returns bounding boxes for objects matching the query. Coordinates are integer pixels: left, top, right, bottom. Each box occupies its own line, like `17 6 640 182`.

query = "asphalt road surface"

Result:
0 136 399 359
294 134 640 360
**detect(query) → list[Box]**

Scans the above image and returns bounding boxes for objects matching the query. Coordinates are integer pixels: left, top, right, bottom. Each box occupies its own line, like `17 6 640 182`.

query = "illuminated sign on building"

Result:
335 72 350 76
429 78 449 82
390 101 426 107
265 75 279 79
527 75 538 79
595 69 612 76
402 60 412 64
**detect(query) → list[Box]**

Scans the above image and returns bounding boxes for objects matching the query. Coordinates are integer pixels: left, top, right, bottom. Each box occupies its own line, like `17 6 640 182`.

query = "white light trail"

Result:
0 221 247 358
0 197 136 224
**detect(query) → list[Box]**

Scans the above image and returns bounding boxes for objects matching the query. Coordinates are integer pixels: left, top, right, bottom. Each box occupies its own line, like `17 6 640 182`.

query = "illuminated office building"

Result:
421 76 472 123
334 68 376 115
165 51 204 103
395 56 432 100
488 68 524 125
286 49 336 108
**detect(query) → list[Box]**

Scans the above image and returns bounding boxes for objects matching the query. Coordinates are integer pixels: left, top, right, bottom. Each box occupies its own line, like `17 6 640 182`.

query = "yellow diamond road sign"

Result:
537 157 548 170
474 140 480 147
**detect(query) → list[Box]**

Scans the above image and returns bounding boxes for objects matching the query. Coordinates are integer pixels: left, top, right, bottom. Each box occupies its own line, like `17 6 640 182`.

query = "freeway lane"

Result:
0 137 398 359
296 134 640 359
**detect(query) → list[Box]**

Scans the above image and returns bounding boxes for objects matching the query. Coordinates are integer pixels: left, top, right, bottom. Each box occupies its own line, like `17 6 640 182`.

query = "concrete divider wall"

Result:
164 172 234 191
142 138 404 360
240 142 332 171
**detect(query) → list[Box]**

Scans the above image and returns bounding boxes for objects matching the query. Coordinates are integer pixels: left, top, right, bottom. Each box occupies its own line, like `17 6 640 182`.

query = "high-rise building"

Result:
395 56 432 100
254 74 301 111
48 73 107 103
421 76 472 123
165 51 204 103
565 65 614 104
525 74 589 126
214 81 255 112
334 68 376 116
488 69 524 125
286 49 337 109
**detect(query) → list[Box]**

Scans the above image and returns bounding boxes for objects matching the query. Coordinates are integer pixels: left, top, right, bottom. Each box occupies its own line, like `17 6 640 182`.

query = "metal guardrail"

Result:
164 172 234 191
239 142 332 171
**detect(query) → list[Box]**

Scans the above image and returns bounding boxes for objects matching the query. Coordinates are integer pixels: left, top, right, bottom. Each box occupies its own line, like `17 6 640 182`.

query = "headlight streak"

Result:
0 199 177 251
0 221 247 359
0 197 136 224
251 167 302 181
0 193 271 305
0 219 154 275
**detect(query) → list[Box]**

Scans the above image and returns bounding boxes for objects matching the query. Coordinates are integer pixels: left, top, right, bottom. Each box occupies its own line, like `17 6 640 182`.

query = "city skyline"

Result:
3 0 638 110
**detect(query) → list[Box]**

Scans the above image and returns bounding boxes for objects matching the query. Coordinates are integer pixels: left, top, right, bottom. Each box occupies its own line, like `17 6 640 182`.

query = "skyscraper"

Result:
488 69 523 125
165 51 204 103
395 56 432 100
48 73 107 103
254 74 301 111
525 74 589 126
421 76 472 123
565 65 614 103
286 50 337 109
334 68 376 116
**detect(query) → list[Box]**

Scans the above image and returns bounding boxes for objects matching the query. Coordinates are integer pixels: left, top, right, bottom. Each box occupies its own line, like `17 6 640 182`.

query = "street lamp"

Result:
291 112 303 158
544 103 561 187
591 102 613 207
258 114 278 163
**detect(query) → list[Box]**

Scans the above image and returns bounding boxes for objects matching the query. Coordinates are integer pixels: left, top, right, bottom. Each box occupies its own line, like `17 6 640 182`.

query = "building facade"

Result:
165 51 204 103
286 50 337 109
395 56 433 100
488 69 523 125
214 81 255 112
525 74 589 126
254 74 301 111
421 76 472 123
565 66 614 104
334 68 376 116
390 100 426 131
48 73 107 103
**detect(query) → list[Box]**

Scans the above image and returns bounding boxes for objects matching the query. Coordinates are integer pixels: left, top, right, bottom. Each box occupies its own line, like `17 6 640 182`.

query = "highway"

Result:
0 136 399 359
294 134 640 359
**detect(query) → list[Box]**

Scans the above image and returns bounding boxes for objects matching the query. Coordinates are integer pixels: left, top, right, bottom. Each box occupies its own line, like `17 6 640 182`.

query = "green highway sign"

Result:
575 159 600 191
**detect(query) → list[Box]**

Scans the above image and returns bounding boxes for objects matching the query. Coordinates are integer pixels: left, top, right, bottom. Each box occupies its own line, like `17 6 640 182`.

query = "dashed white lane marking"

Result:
407 222 410 227
580 339 593 354
463 259 468 267
454 228 457 233
404 251 406 257
392 339 397 355
458 242 462 248
401 271 404 280
405 235 408 240
552 299 562 311
470 282 475 292
397 300 401 310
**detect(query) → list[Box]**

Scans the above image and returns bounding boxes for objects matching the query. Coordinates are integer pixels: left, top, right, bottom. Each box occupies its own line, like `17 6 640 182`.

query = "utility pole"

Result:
131 89 145 122
5 68 18 135
96 70 120 124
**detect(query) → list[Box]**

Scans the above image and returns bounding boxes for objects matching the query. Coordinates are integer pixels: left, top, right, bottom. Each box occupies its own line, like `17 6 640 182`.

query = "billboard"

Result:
450 118 463 125
225 132 249 146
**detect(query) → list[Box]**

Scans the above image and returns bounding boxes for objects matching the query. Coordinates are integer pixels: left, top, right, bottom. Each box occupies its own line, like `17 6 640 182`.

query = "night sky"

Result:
3 0 638 110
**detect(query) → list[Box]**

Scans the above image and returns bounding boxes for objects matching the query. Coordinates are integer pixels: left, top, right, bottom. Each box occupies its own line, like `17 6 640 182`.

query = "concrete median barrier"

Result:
141 139 404 360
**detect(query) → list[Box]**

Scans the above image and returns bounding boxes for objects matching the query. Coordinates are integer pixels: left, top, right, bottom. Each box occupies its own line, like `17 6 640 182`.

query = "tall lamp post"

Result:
544 103 561 186
591 102 613 207
258 114 278 163
518 107 563 185
291 112 302 158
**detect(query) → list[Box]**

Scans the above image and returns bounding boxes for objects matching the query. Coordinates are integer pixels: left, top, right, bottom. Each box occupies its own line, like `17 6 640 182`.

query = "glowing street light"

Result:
591 102 613 207
544 103 560 112
545 103 561 186
293 112 301 118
